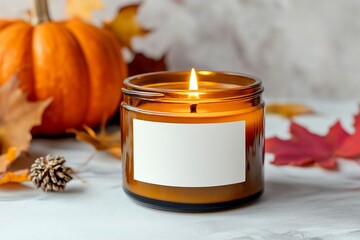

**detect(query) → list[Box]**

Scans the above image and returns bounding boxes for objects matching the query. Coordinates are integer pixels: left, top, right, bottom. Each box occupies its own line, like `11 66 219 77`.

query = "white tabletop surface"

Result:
1 100 360 240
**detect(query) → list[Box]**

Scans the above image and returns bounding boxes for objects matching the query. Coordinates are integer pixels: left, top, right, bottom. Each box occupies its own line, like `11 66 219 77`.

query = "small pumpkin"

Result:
0 0 127 135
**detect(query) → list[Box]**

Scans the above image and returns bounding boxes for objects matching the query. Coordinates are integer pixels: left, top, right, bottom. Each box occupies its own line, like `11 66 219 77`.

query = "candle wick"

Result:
190 104 197 113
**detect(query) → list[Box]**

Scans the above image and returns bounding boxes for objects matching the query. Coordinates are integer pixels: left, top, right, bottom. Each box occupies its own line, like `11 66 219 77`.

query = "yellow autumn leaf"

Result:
68 124 121 159
0 169 30 185
266 103 314 118
0 75 50 185
0 76 51 157
107 148 122 159
104 4 149 49
0 147 18 173
66 0 104 21
0 148 30 185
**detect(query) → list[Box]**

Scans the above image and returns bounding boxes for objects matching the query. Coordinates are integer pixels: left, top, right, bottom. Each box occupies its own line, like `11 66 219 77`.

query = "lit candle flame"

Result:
189 68 198 91
189 68 199 98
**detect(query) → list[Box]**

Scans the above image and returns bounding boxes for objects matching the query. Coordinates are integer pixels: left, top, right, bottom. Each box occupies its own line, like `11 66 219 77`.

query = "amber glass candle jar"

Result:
121 70 264 212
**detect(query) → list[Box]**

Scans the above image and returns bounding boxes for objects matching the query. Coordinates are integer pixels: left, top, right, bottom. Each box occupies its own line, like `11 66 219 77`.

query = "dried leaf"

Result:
0 76 50 185
104 4 149 49
0 169 29 185
0 148 30 186
266 107 360 169
0 147 18 172
66 0 104 21
103 4 167 74
353 106 360 130
68 125 121 159
107 148 122 159
266 103 314 118
128 53 167 76
336 108 360 160
0 76 51 156
336 132 360 161
266 121 350 170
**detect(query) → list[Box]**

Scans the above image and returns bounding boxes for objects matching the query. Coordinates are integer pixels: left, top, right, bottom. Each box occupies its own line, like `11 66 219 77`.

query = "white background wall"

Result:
1 0 360 99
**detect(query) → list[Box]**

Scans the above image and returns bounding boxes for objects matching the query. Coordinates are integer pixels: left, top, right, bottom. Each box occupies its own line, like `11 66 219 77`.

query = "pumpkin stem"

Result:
31 0 51 25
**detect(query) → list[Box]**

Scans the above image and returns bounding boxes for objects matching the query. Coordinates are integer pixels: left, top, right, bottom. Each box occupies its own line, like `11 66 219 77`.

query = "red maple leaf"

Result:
336 109 360 161
266 121 349 170
266 108 360 170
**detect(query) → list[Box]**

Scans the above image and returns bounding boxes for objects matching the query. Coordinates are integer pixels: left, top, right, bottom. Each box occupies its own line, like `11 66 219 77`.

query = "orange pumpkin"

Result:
0 0 128 135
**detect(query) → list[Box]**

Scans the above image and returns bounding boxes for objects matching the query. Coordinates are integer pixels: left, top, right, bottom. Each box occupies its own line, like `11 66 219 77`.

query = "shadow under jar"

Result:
121 71 264 212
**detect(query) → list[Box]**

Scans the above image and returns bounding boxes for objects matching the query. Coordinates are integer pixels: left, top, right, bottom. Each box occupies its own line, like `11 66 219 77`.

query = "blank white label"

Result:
133 119 246 187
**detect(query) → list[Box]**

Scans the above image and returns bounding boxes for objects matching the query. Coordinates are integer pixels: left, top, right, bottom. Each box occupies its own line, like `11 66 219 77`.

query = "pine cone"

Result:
30 155 73 192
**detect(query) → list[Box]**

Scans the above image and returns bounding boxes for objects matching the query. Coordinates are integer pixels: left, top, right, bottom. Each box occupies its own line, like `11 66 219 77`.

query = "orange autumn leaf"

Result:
0 169 30 185
0 148 30 185
0 76 51 185
266 103 314 118
104 4 149 49
0 147 18 173
66 0 104 21
68 124 121 159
